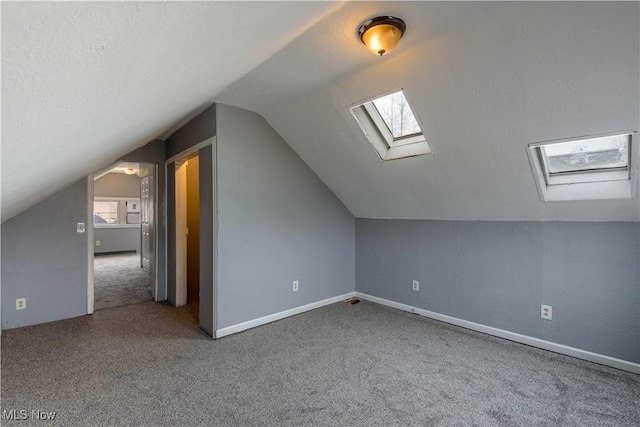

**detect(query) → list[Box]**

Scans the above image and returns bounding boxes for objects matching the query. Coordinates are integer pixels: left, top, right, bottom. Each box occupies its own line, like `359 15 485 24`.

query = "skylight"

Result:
527 131 637 201
372 91 422 139
542 135 628 174
349 90 431 161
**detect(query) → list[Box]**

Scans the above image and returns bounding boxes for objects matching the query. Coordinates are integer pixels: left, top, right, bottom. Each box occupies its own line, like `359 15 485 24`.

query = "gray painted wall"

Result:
198 145 214 336
165 105 216 160
356 219 640 363
94 173 140 198
94 227 139 254
121 139 166 164
1 179 88 329
215 104 355 329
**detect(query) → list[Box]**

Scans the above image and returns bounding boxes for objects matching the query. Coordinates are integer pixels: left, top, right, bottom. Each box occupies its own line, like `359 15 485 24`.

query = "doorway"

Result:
91 162 156 311
166 140 216 337
175 155 200 310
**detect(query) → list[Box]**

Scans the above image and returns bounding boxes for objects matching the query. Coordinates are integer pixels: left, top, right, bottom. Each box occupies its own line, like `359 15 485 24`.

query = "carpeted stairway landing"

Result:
1 300 638 426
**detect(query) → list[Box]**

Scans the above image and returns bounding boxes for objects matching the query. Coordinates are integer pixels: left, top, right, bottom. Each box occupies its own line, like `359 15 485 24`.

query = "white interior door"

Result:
175 161 188 307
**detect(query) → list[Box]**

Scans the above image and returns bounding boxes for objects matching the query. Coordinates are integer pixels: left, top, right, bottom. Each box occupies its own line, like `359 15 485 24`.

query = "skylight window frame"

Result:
349 89 432 161
526 130 638 202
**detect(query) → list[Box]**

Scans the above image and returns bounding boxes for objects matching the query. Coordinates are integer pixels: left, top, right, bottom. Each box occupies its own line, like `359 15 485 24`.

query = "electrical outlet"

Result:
95 240 101 246
293 280 299 292
16 298 26 310
77 222 85 233
412 280 419 292
541 304 552 320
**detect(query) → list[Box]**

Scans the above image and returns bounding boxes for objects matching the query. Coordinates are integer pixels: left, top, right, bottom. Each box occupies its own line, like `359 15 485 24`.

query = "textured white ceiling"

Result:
220 1 640 221
3 2 639 223
1 1 340 222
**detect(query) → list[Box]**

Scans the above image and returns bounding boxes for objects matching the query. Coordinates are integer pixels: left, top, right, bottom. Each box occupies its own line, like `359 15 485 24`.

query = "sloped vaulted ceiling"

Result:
1 1 341 222
3 2 639 223
219 1 640 221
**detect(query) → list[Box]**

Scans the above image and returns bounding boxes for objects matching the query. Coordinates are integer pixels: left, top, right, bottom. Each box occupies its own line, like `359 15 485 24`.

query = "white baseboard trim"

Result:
216 292 356 339
355 292 640 375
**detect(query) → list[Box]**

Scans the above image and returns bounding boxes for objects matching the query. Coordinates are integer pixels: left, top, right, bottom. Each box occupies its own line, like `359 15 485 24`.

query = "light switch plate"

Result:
77 222 86 233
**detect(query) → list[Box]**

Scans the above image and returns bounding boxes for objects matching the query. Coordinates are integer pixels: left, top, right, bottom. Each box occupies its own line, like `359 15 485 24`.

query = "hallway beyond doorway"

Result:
94 253 152 310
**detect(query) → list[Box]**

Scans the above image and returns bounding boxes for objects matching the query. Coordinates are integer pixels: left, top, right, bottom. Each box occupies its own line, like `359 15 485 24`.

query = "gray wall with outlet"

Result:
356 219 639 363
1 179 89 329
94 228 140 254
215 104 355 329
1 140 167 329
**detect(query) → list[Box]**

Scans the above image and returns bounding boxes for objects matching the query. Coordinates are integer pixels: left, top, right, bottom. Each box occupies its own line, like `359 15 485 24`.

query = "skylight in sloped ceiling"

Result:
372 91 422 140
527 131 637 201
543 135 628 173
350 89 431 160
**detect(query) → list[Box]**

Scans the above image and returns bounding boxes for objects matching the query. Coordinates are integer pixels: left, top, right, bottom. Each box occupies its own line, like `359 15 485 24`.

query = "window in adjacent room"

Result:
350 89 431 161
526 131 637 201
93 198 140 226
94 200 119 225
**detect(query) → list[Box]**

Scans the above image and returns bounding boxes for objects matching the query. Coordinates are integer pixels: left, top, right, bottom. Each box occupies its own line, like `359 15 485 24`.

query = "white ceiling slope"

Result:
1 1 341 222
220 1 640 221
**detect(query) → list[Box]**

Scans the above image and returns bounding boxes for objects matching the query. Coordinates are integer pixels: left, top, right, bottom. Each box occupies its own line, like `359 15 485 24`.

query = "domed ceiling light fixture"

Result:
124 168 136 175
358 16 406 56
